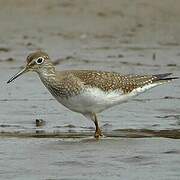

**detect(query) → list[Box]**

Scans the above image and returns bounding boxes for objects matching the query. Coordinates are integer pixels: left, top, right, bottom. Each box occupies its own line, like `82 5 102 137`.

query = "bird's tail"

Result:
152 73 179 83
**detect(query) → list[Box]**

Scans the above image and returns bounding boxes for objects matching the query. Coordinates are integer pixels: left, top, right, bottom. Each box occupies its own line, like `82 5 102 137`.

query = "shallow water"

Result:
1 49 180 180
1 0 180 179
0 137 180 180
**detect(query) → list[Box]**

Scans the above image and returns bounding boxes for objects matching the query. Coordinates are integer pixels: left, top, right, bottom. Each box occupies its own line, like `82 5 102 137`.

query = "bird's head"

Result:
7 51 54 83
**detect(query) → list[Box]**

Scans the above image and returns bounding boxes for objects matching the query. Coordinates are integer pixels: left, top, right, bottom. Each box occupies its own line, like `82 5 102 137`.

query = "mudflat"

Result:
0 1 180 179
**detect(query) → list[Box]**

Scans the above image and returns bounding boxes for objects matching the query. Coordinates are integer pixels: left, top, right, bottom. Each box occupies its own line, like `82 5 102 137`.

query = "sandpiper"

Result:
7 51 178 138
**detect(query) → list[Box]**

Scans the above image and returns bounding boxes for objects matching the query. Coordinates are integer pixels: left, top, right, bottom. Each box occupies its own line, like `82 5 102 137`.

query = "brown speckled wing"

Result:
69 71 174 94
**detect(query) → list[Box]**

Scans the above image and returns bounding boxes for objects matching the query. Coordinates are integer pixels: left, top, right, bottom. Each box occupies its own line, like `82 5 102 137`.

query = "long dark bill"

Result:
7 67 27 84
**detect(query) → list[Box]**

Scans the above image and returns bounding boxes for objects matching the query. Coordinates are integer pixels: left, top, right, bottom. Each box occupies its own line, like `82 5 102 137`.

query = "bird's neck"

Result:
38 65 56 81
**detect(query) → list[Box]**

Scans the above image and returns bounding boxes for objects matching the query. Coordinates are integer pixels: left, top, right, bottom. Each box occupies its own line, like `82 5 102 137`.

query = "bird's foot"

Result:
94 128 103 139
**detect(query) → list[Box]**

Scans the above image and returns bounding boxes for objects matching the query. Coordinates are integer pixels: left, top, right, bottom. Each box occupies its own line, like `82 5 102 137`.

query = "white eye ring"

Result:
36 57 44 64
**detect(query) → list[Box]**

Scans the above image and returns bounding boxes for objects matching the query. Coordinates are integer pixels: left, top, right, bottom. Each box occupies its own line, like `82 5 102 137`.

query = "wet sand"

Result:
0 0 180 179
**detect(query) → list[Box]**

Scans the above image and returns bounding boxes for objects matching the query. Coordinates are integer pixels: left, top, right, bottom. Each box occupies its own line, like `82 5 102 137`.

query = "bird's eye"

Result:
36 57 44 64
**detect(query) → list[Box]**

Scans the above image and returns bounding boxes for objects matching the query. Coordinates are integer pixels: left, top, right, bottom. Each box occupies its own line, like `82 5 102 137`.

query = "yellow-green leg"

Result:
84 112 103 139
93 113 103 139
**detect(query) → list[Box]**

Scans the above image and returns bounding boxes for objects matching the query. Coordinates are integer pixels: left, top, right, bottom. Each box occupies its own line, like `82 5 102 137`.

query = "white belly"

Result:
54 87 130 114
53 83 161 114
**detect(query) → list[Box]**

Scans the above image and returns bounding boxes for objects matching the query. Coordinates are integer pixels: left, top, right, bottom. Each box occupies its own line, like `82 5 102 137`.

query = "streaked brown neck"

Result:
37 62 56 80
